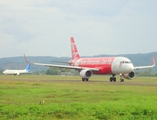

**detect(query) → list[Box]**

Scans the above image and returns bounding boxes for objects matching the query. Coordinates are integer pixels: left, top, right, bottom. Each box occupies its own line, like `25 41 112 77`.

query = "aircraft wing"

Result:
134 57 155 70
24 54 99 72
33 62 99 71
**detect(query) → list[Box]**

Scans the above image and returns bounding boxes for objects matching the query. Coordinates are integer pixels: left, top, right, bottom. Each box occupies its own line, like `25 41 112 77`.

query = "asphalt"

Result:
1 77 157 86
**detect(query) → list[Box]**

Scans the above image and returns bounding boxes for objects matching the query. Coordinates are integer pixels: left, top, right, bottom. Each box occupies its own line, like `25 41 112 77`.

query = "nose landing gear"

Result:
120 74 124 82
82 78 89 81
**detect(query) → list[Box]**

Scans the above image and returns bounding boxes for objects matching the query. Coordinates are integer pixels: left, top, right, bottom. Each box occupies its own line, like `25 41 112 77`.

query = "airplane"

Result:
3 64 31 76
24 37 155 82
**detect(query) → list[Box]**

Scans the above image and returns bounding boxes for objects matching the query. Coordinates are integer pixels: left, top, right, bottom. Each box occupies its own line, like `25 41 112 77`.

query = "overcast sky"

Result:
0 0 157 58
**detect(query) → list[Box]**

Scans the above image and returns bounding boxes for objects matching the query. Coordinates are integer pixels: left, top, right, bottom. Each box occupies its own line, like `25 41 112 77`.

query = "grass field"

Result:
0 75 157 120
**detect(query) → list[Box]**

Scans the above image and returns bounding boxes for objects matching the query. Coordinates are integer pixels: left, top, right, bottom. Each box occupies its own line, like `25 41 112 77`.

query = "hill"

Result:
0 52 157 73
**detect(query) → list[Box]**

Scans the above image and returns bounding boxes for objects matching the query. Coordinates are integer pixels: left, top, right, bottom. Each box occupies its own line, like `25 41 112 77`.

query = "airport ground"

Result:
0 75 157 120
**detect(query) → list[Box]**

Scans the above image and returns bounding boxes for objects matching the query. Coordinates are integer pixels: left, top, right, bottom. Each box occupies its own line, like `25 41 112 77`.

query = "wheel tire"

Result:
82 78 85 81
86 78 89 81
110 77 113 82
120 79 124 82
113 77 116 82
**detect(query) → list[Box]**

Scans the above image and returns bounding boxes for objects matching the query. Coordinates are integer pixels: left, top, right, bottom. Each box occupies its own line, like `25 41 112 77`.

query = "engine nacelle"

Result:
16 73 20 76
79 69 93 78
122 71 135 80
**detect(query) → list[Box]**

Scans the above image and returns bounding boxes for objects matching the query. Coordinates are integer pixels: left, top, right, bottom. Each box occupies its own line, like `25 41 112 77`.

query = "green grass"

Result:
0 75 157 120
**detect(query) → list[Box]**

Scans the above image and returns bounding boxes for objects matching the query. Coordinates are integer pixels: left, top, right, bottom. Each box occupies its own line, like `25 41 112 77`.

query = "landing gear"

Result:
109 74 125 82
82 78 89 81
120 79 124 82
110 74 116 82
120 74 124 82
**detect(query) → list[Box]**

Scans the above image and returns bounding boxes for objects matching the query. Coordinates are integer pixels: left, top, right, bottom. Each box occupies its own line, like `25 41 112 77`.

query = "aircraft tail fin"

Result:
70 37 81 60
25 64 31 72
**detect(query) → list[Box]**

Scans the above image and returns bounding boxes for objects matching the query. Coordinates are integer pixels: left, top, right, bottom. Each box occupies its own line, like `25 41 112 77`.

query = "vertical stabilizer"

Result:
25 64 31 72
70 37 81 60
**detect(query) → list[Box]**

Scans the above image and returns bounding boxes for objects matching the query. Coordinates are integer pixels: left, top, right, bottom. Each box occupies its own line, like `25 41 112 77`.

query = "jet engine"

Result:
79 69 93 78
16 73 20 76
122 71 135 80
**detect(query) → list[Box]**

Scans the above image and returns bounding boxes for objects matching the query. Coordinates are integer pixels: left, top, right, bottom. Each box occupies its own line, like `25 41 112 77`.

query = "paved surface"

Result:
1 77 157 86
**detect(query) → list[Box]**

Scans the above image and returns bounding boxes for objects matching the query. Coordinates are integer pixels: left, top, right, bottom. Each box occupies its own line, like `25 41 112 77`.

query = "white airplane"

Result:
3 64 31 76
24 37 155 82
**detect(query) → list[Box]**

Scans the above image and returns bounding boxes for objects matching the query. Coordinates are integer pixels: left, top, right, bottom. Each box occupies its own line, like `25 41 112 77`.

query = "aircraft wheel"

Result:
110 77 113 82
113 77 116 82
82 78 85 81
120 79 124 82
86 78 89 81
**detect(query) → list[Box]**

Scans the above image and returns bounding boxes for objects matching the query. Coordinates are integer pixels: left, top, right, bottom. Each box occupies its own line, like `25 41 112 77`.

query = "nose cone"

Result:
2 70 7 74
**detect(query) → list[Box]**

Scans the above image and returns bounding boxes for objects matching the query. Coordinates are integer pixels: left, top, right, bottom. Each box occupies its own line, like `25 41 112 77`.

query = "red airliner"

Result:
24 37 155 82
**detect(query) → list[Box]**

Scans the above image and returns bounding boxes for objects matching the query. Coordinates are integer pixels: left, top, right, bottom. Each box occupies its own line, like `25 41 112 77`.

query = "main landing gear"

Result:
110 74 124 82
110 74 116 82
82 78 89 81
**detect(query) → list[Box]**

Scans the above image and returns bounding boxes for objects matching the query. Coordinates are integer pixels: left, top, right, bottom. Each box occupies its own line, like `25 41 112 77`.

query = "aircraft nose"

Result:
127 64 134 72
2 70 7 74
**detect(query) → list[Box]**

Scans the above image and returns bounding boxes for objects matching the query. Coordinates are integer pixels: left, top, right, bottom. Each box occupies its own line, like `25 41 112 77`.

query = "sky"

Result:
0 0 157 58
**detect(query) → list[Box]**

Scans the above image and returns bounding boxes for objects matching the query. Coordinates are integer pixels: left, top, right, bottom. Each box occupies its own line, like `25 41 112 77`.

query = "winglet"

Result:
134 57 155 70
24 54 30 63
152 57 155 66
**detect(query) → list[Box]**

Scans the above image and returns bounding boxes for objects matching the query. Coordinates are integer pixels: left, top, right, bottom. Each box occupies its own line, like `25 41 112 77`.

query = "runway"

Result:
1 76 157 86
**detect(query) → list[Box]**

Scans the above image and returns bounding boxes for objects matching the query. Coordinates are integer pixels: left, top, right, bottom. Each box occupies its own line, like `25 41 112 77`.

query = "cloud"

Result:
0 0 157 58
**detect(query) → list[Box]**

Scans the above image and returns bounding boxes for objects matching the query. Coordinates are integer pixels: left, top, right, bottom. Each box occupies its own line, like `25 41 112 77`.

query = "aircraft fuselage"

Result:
71 57 134 75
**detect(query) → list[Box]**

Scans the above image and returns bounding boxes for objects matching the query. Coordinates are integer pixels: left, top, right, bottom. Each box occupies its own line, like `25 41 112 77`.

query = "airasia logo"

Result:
71 43 79 59
71 43 76 51
73 52 79 58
